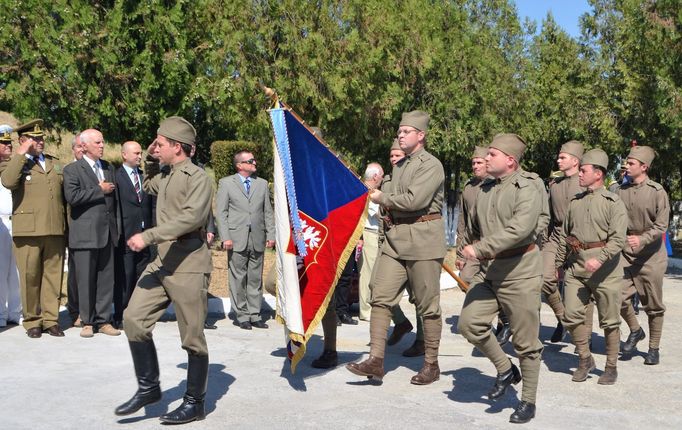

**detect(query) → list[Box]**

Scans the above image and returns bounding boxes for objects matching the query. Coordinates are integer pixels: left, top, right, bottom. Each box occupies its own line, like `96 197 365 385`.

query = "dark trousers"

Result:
334 255 355 317
114 242 151 322
66 248 79 321
72 236 115 327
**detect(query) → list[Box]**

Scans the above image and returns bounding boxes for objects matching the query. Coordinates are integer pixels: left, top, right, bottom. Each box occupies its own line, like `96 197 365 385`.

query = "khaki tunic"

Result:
542 173 584 295
372 147 445 317
455 177 483 284
0 154 66 330
557 187 627 329
614 179 669 315
124 158 214 356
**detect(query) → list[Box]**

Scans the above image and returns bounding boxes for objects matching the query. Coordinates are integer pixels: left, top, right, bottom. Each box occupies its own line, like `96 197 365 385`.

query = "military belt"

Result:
566 235 606 252
627 230 645 235
479 242 536 260
392 213 442 225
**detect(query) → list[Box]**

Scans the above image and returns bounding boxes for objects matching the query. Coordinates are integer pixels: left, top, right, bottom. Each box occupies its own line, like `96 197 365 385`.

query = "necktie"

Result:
33 156 43 171
94 163 103 181
132 170 141 202
245 178 251 195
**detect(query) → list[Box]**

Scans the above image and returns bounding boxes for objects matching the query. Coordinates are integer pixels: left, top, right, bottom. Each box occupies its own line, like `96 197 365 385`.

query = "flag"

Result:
269 103 368 373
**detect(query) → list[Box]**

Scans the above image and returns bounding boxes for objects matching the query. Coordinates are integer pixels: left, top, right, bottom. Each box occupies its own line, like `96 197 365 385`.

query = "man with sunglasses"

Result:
216 150 275 330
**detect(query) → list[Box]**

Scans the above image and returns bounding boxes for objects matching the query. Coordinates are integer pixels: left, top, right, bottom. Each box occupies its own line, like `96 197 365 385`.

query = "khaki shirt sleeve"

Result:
0 156 27 190
377 158 444 212
473 180 540 259
640 186 670 247
141 173 213 245
555 203 569 268
598 198 627 264
142 158 162 196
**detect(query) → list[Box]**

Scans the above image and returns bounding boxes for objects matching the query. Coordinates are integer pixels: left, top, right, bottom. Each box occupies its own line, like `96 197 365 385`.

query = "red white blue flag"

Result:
269 102 368 372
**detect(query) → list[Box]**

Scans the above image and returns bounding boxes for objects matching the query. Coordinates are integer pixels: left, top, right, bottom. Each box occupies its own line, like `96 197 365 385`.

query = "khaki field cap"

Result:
489 133 526 161
472 145 488 159
391 138 401 151
581 148 609 170
627 145 656 166
157 116 196 146
400 110 430 132
15 119 44 137
560 140 584 160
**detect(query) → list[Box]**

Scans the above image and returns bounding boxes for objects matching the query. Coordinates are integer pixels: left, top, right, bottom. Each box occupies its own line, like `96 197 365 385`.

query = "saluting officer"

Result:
347 111 446 385
458 134 545 424
115 117 214 425
614 146 669 365
0 119 66 338
556 149 627 385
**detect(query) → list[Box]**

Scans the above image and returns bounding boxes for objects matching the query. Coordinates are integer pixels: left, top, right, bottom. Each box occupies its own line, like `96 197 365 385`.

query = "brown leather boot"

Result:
597 365 617 385
346 355 385 381
410 361 440 385
572 355 595 382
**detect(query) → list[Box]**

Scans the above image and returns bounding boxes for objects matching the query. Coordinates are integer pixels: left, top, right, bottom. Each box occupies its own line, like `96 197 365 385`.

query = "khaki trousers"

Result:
358 229 379 320
124 260 209 356
563 271 621 330
13 235 64 330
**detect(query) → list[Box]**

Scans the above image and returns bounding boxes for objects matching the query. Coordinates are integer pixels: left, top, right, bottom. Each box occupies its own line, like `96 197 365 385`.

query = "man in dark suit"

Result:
216 151 274 330
63 128 120 338
113 141 152 328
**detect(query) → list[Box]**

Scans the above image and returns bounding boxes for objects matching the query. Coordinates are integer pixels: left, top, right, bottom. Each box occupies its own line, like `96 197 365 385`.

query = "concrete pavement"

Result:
2 274 682 429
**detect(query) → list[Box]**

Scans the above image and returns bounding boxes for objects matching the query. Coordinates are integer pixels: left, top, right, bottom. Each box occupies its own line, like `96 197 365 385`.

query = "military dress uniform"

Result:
556 149 627 385
117 117 214 424
0 120 66 337
458 134 545 424
614 146 669 364
347 111 446 384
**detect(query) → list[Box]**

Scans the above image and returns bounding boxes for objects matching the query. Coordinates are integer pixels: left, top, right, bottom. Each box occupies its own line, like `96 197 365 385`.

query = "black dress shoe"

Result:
239 321 252 330
27 327 42 338
338 313 358 325
496 323 512 346
550 321 564 343
509 401 536 424
45 325 65 337
488 363 521 400
311 349 338 369
644 348 659 365
204 322 217 330
251 320 269 329
387 320 413 346
622 328 645 354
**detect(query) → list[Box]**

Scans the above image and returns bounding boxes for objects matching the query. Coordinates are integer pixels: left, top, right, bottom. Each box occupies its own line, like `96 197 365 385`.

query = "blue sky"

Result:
514 0 593 38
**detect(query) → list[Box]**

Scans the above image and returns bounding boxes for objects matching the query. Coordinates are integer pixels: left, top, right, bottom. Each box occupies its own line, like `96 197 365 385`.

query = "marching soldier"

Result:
0 119 66 338
115 117 214 424
347 110 445 385
614 146 669 365
458 134 545 424
556 149 627 385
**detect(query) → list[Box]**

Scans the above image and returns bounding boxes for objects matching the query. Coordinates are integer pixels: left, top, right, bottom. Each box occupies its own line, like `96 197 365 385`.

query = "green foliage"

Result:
210 140 272 184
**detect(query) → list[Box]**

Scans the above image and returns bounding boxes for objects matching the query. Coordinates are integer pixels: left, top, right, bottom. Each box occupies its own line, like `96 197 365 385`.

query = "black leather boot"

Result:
159 354 208 424
550 321 564 343
495 323 512 346
644 348 660 365
621 328 645 354
488 362 521 400
115 341 162 416
509 401 536 423
311 349 338 369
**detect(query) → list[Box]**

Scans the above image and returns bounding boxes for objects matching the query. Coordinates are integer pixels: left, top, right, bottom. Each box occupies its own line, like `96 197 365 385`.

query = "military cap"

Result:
400 110 430 132
15 119 44 137
472 145 488 160
627 145 656 166
310 127 324 139
489 133 526 162
560 140 584 160
581 148 609 170
0 124 12 143
390 138 402 151
157 116 196 146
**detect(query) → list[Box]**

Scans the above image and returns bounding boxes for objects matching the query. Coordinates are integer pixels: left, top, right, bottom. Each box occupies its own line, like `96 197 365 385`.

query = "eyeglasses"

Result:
396 129 418 138
240 158 256 165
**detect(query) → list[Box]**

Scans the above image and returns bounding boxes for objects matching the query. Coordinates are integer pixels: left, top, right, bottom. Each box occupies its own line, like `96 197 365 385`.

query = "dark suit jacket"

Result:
63 157 118 249
115 166 152 242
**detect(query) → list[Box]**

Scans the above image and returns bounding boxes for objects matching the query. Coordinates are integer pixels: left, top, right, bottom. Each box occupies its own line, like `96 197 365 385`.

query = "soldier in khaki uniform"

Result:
543 141 587 343
115 117 214 425
614 146 669 365
0 119 66 338
458 134 545 424
347 111 445 385
556 149 627 385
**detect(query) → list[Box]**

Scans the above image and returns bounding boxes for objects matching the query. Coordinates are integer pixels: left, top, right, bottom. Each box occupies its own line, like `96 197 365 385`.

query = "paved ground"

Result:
2 273 682 430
